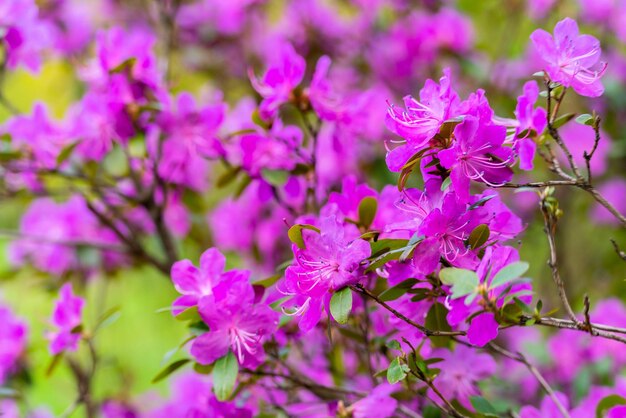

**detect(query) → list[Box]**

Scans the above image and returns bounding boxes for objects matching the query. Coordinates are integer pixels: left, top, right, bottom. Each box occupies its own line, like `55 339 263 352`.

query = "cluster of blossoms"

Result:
0 0 625 417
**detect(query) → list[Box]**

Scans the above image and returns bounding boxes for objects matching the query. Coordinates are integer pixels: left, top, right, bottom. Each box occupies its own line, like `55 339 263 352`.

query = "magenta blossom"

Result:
430 345 497 410
385 68 462 171
530 17 607 97
249 43 306 120
191 278 278 368
520 393 570 418
47 283 85 355
438 116 513 201
282 213 371 332
0 304 27 384
349 384 397 418
513 81 547 170
170 248 249 314
0 0 49 71
591 179 626 226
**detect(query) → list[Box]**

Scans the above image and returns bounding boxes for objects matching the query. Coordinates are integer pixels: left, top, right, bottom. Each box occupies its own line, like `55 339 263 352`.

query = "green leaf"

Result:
216 166 242 188
0 387 19 398
533 71 546 77
56 142 79 166
93 306 121 332
552 112 576 129
440 176 452 191
213 352 239 401
386 357 407 384
385 340 401 350
439 268 479 299
576 114 594 126
330 287 353 324
152 359 191 383
468 195 496 210
253 274 282 288
110 57 136 73
470 396 499 417
0 151 21 162
46 353 64 377
193 362 214 375
378 278 419 302
490 261 529 289
261 169 289 186
358 197 378 229
467 224 490 249
596 394 626 418
287 224 320 249
252 109 269 128
174 305 202 322
399 233 425 262
425 303 452 348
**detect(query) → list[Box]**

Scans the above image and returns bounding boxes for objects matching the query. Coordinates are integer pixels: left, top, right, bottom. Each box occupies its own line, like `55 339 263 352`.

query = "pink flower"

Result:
467 312 499 347
591 179 626 226
249 43 306 120
430 345 496 410
530 17 607 97
191 278 278 368
350 384 397 418
385 68 462 171
438 116 513 201
48 283 85 355
170 248 248 314
282 213 371 332
513 81 547 170
0 305 27 384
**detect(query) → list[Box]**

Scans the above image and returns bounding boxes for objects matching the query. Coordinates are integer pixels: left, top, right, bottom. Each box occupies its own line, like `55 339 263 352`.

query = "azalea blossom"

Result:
47 283 85 355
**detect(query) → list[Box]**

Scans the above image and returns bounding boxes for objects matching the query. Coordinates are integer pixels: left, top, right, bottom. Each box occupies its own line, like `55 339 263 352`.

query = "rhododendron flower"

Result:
249 43 306 120
147 372 253 418
170 248 249 314
385 68 461 171
466 312 499 347
349 384 397 418
0 0 49 71
520 392 571 418
430 345 496 409
0 305 27 384
47 283 85 355
438 116 513 200
282 214 371 331
530 17 607 97
591 179 626 226
513 81 547 170
3 103 68 169
191 278 278 368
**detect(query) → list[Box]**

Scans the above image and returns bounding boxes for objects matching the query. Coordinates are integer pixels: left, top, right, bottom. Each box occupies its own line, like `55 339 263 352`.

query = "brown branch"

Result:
488 343 570 418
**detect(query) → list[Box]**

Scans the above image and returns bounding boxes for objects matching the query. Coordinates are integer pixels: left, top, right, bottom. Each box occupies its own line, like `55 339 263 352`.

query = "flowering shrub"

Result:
0 1 625 418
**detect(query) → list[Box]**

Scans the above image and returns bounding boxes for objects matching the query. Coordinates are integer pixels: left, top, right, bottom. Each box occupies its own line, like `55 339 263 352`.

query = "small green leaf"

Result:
378 278 419 302
440 176 452 191
439 268 479 299
387 357 407 384
174 306 202 322
216 166 241 188
552 113 576 129
468 195 496 210
56 142 79 166
576 114 594 126
533 71 546 77
287 224 320 249
0 151 21 162
213 352 239 401
110 57 136 73
193 362 214 375
330 287 353 324
0 387 19 398
470 396 499 417
94 306 121 332
467 224 490 249
358 197 378 229
425 303 452 348
46 353 64 377
261 169 289 186
594 393 626 418
490 261 529 289
252 109 269 128
152 359 191 383
385 339 401 350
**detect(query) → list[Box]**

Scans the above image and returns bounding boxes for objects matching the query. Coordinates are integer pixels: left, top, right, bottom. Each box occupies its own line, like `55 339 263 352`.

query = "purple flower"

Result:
47 283 85 355
559 122 611 177
430 345 496 410
385 69 462 171
3 103 68 169
191 278 278 368
530 17 607 97
0 0 49 71
349 384 397 418
591 179 626 226
520 393 570 418
282 214 371 332
0 305 27 384
513 81 547 170
467 312 499 347
249 43 306 120
170 248 248 314
438 116 513 201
